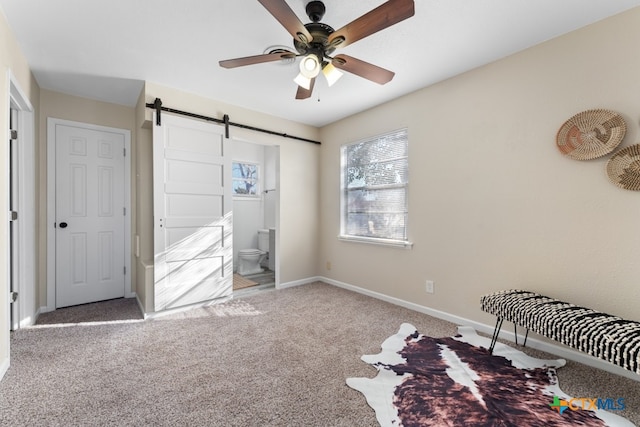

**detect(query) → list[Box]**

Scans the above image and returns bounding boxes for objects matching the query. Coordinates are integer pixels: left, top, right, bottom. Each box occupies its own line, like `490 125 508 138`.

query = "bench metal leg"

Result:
514 324 530 348
488 317 503 354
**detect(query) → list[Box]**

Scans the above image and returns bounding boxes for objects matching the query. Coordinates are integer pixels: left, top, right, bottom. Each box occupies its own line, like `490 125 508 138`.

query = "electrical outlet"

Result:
425 280 435 294
326 261 332 270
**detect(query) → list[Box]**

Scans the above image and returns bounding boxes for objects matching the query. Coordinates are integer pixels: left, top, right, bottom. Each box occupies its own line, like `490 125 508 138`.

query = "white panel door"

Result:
55 124 126 307
153 113 232 311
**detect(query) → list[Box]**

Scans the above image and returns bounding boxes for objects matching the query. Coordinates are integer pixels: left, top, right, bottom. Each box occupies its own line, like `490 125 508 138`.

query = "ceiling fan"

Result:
219 0 415 99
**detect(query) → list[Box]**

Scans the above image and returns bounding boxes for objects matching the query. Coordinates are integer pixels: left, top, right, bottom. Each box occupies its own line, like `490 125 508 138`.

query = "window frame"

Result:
339 128 412 249
232 161 260 198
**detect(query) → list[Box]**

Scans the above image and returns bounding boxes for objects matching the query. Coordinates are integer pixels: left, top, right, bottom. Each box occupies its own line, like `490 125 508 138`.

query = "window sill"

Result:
233 195 260 200
338 235 413 249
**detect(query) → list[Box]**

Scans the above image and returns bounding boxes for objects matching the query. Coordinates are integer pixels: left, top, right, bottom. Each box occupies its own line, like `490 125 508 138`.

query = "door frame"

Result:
10 74 36 328
2 72 36 381
230 136 280 289
9 107 18 329
46 118 132 311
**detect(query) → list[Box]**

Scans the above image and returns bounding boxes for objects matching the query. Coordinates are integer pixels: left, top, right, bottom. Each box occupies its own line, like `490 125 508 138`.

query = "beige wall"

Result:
136 82 320 312
0 10 40 371
37 90 137 310
1 2 637 369
319 8 640 326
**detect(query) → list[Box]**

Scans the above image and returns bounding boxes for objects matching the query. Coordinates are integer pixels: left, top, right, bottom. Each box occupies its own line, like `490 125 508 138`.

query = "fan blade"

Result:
295 77 316 99
258 0 313 44
332 54 395 85
328 0 414 49
219 51 296 68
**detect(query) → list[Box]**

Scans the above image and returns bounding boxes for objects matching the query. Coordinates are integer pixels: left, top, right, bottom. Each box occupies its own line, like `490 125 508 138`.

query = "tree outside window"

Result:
232 162 259 196
340 129 410 246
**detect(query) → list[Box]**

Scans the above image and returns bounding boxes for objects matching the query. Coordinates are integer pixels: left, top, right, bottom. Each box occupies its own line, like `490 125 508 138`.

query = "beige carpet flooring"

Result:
35 297 143 325
1 282 638 426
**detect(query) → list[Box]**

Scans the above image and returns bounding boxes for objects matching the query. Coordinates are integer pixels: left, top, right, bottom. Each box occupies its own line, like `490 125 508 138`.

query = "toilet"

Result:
237 229 269 275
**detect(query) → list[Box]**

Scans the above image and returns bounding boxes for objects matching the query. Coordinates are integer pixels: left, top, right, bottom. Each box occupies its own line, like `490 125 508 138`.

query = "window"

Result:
232 162 259 196
340 128 411 247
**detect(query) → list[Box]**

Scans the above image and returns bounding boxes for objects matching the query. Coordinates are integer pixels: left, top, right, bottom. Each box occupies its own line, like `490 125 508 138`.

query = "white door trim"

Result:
2 71 36 381
9 75 36 328
46 118 132 311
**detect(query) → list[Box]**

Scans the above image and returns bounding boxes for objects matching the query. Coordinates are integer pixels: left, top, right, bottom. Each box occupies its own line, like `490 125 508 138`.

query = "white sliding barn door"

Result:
153 113 232 311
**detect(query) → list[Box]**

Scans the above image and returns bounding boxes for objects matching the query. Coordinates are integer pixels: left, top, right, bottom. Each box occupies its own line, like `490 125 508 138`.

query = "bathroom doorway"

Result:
231 139 279 293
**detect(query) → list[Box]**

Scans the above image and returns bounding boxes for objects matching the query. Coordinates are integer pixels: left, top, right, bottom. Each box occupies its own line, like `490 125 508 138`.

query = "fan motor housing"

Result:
294 22 336 57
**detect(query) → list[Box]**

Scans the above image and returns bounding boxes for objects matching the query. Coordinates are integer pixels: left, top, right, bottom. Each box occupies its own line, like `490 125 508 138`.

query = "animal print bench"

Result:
480 289 640 375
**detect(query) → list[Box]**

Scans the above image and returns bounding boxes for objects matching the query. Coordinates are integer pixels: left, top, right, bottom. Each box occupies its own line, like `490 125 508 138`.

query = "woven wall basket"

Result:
606 144 640 191
556 109 626 160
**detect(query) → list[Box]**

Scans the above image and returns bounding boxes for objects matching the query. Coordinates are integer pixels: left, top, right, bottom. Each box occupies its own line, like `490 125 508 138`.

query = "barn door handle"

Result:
59 222 68 228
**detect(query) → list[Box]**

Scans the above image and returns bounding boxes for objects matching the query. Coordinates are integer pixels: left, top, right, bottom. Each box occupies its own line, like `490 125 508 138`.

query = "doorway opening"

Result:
231 140 279 294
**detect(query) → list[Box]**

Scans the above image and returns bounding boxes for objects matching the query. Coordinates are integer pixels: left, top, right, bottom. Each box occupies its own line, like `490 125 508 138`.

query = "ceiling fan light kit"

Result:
219 0 415 99
299 54 321 78
294 72 312 90
322 62 343 87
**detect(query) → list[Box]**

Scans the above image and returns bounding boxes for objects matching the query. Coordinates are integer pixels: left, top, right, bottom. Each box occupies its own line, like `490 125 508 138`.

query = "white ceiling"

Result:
2 0 640 127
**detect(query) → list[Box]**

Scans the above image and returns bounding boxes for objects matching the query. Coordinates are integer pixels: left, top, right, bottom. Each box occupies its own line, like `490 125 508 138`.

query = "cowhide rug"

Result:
347 324 634 427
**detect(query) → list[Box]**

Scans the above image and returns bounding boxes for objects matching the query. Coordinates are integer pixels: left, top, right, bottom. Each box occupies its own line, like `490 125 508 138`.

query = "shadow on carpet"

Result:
35 298 143 325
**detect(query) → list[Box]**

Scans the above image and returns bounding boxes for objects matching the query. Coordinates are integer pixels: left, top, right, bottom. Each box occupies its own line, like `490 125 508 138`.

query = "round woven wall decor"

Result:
556 109 626 160
606 144 640 191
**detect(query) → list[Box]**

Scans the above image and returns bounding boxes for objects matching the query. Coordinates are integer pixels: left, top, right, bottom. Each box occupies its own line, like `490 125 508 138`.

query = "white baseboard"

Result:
0 357 9 382
40 305 54 314
319 276 639 382
277 276 323 290
135 294 148 319
19 306 41 328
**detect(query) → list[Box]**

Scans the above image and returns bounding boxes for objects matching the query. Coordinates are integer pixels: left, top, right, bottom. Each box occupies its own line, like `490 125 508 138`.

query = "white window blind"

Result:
340 128 410 247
